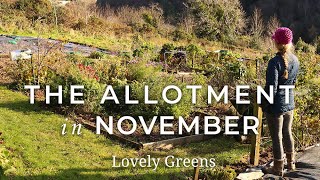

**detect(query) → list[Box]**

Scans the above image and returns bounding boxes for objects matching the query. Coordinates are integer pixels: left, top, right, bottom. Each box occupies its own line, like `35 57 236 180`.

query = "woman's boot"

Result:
263 159 284 176
286 152 296 171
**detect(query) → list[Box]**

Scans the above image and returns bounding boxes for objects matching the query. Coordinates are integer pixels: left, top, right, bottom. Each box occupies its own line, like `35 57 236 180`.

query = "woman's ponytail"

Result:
276 43 291 79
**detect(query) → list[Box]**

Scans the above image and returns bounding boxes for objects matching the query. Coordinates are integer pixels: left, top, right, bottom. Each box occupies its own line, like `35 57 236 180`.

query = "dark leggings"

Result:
266 111 294 160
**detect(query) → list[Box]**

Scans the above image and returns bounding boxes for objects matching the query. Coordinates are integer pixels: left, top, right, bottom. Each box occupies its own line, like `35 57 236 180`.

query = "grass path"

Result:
0 86 249 179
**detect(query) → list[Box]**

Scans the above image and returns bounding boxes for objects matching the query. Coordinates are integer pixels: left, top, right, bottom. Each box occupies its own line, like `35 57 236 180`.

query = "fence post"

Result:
250 97 263 166
193 158 200 180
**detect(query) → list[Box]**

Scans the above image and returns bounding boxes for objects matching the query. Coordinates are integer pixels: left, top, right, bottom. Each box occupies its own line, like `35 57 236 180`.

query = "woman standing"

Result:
263 27 300 176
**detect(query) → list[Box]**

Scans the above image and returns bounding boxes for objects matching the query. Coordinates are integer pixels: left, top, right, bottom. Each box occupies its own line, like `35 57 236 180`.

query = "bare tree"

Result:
266 15 281 36
250 7 264 37
180 15 196 34
179 3 196 34
265 15 281 50
308 25 318 42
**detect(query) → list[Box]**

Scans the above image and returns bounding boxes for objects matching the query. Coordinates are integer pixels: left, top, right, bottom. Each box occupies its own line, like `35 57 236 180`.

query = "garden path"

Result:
285 145 320 179
264 145 320 180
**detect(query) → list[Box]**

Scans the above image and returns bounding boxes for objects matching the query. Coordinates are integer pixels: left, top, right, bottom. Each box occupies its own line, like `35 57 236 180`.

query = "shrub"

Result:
295 82 320 147
142 13 158 28
139 23 155 33
126 60 161 82
200 167 237 180
101 73 194 119
206 51 247 88
249 36 263 50
186 44 205 68
295 37 316 53
292 52 320 148
189 73 209 108
314 36 320 54
171 29 192 41
189 0 246 41
44 62 105 114
86 16 110 34
160 43 175 54
159 43 176 63
129 75 193 118
88 51 105 59
15 0 53 21
72 19 86 30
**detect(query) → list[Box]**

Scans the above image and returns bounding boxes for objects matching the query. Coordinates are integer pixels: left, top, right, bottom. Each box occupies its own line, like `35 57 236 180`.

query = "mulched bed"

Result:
230 147 273 174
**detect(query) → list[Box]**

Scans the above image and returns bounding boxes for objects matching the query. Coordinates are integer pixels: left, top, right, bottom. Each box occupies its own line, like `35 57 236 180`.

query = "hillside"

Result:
97 0 320 43
240 0 320 43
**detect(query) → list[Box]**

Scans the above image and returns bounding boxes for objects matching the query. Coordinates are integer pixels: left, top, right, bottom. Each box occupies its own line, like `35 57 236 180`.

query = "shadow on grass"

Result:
0 100 52 115
0 83 12 87
183 137 249 155
139 136 250 168
2 167 193 180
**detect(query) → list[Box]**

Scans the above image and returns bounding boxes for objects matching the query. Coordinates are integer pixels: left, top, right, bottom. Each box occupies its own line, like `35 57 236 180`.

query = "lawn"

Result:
0 86 250 179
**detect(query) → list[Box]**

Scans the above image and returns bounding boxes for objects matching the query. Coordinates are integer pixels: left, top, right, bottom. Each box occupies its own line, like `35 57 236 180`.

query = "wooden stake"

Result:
250 99 263 165
193 158 200 180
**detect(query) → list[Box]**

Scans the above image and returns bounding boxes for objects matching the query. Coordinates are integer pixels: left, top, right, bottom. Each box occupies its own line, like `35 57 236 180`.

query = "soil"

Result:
258 146 273 165
229 147 273 174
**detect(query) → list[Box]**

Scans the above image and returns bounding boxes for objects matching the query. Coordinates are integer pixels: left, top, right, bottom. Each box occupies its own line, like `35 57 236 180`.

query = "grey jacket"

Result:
264 53 299 114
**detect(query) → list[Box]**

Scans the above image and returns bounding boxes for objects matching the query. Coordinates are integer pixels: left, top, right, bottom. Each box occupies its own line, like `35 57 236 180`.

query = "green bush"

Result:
102 74 194 119
159 44 189 69
44 63 104 114
15 0 53 21
296 37 316 53
88 51 105 59
186 44 205 68
200 167 237 180
72 19 86 30
93 59 127 84
314 36 320 54
295 82 320 147
160 43 175 54
249 36 263 50
205 50 248 88
189 0 245 41
129 75 193 118
171 29 192 41
9 51 108 114
127 61 161 82
142 13 158 28
293 52 320 147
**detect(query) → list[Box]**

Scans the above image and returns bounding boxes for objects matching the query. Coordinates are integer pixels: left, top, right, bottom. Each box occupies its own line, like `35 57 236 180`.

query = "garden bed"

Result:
50 104 235 149
0 35 115 56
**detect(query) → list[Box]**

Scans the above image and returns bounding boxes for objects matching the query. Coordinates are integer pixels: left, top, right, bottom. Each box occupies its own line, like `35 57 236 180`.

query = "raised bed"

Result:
81 119 218 150
73 107 234 150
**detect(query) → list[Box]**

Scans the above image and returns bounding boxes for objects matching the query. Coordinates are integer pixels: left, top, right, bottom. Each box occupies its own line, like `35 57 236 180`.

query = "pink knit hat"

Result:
272 27 293 44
